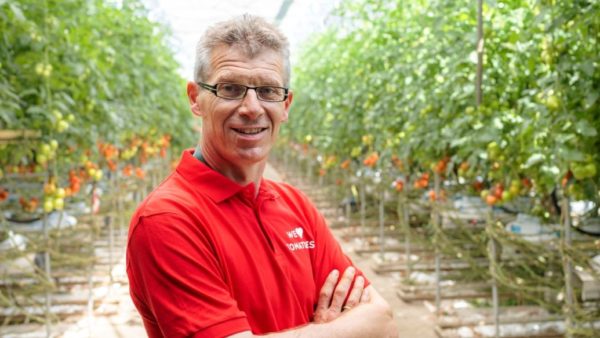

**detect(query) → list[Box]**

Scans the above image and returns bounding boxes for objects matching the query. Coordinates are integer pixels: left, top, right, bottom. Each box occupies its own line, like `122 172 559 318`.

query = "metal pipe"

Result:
379 187 385 260
360 179 366 229
434 172 441 315
562 196 574 338
476 0 484 106
42 211 52 338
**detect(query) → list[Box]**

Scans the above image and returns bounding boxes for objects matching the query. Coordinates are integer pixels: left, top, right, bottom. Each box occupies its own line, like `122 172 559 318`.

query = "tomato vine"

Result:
285 0 599 208
0 0 193 172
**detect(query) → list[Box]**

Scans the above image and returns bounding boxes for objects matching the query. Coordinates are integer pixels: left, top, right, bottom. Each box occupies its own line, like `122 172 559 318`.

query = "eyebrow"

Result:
214 72 283 86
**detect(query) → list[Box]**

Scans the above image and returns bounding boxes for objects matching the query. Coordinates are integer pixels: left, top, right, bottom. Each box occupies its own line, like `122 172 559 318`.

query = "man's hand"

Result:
313 267 368 323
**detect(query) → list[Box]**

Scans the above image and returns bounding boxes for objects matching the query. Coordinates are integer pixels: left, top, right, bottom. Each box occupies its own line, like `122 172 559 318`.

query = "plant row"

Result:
284 0 599 216
0 0 193 213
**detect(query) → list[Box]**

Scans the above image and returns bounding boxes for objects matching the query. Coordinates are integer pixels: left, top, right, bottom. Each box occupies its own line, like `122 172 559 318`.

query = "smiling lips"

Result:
232 127 268 135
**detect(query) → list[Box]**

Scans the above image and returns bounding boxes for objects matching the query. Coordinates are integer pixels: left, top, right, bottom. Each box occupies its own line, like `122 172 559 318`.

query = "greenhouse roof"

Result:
144 0 341 78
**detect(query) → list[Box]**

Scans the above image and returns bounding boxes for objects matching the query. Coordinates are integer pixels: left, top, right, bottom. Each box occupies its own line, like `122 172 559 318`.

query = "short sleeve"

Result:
127 213 251 338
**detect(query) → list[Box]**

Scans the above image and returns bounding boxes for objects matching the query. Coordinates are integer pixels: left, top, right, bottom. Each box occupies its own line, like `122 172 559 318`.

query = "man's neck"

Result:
194 145 265 197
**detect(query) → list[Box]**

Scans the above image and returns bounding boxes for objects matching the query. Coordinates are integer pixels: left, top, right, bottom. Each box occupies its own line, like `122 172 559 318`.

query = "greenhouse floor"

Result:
335 230 437 338
48 163 435 337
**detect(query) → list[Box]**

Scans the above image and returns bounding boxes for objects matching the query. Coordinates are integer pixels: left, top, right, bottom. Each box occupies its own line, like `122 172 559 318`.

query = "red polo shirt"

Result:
126 150 367 338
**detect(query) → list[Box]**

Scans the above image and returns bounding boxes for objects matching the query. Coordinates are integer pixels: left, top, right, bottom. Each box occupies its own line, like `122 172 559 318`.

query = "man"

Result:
126 14 398 338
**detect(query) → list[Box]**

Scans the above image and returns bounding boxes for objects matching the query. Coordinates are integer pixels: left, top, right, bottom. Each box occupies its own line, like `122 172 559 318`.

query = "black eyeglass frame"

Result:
197 82 289 102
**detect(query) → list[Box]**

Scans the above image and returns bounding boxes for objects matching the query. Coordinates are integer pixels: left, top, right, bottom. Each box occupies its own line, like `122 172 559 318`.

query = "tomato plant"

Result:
0 0 193 170
284 0 599 206
0 0 194 214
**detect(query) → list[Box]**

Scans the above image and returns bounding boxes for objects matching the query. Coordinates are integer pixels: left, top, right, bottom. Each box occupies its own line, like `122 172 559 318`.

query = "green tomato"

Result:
572 163 596 180
49 139 58 150
501 191 512 202
487 142 500 160
40 143 51 156
36 153 48 165
55 188 65 199
584 163 597 178
43 199 54 213
545 95 560 110
52 110 63 121
35 63 45 75
94 170 103 181
54 198 64 211
56 120 69 133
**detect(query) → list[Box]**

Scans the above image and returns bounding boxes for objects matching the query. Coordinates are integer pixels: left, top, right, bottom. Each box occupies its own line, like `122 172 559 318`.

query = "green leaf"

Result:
575 120 597 137
584 92 598 109
523 153 545 168
450 137 468 147
26 106 46 115
0 110 16 126
581 60 594 77
9 3 25 21
19 89 37 98
557 147 585 162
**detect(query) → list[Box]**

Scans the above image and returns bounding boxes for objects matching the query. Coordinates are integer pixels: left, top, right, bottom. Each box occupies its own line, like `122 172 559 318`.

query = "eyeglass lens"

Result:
217 84 285 101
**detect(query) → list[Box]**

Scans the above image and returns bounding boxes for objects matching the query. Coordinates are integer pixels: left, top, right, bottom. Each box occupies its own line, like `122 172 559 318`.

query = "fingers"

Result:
360 286 370 303
316 269 339 312
314 267 368 323
344 275 365 310
329 267 355 312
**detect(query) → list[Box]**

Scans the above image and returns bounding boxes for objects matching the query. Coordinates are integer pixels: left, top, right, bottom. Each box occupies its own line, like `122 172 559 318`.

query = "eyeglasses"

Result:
197 82 289 102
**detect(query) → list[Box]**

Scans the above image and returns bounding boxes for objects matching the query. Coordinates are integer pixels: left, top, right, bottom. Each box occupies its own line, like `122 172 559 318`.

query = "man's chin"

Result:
233 148 270 164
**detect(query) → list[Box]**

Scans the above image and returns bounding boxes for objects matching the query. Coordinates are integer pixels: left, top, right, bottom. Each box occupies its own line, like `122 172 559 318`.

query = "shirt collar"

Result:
175 149 279 203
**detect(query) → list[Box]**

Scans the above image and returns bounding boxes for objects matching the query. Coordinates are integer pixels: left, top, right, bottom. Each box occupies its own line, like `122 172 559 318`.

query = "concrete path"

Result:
335 234 438 338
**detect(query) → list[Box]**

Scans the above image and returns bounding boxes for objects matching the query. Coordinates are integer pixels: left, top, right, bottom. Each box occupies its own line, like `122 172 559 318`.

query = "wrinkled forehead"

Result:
207 45 286 85
212 70 283 86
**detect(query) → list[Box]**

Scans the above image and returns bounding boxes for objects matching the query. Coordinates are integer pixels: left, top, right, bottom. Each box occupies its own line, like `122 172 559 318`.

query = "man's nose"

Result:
238 88 265 119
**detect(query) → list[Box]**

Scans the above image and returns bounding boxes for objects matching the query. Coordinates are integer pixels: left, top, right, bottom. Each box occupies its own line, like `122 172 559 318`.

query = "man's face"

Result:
188 45 293 167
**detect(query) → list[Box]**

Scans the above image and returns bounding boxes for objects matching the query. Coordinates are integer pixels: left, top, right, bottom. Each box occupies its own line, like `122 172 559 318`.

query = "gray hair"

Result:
194 14 291 87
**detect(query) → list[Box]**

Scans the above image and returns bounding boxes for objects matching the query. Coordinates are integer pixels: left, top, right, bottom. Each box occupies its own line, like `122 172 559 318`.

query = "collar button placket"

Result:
254 197 276 252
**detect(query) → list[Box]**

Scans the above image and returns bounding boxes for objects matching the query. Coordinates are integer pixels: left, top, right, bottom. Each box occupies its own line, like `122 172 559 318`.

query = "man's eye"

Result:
220 84 241 93
259 87 281 97
217 84 246 98
259 87 275 94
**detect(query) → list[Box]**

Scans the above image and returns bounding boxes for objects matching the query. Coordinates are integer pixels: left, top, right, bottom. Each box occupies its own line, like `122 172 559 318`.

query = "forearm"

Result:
230 286 397 338
271 303 394 338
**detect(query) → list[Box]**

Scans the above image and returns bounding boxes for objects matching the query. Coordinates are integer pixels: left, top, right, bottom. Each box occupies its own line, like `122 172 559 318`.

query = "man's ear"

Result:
281 90 293 122
187 81 203 117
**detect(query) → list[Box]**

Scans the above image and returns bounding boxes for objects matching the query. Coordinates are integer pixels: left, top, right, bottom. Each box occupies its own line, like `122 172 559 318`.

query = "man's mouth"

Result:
233 127 268 135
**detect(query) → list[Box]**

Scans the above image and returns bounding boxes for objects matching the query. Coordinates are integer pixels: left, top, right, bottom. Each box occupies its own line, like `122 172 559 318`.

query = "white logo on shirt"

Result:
285 227 315 251
287 227 304 239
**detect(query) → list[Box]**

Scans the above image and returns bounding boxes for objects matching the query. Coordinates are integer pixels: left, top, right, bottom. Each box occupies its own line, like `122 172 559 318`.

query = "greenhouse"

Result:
0 0 598 337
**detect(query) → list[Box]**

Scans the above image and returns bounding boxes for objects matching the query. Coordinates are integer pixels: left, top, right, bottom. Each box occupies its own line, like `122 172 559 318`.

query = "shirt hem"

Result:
191 316 251 338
